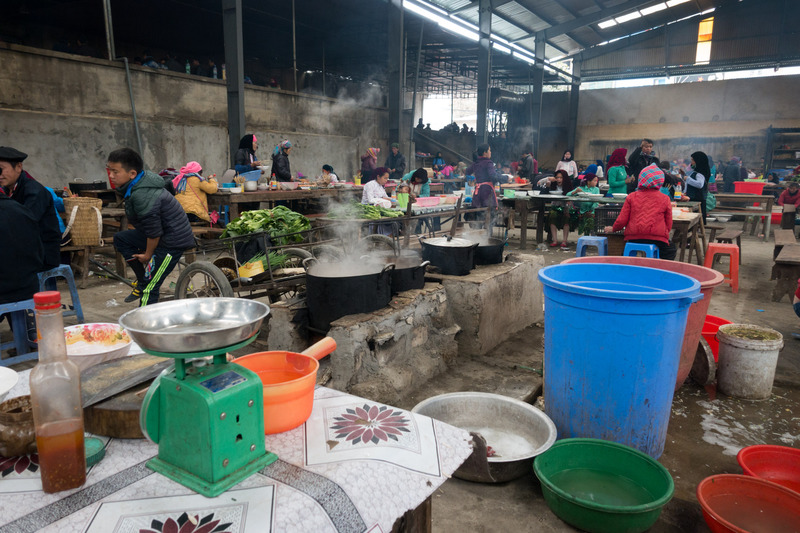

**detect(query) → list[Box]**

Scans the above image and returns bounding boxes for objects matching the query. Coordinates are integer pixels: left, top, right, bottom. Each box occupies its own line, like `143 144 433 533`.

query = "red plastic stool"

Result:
704 243 739 293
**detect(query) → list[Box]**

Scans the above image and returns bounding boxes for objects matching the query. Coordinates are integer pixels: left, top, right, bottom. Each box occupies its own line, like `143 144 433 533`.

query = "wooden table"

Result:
713 193 775 241
771 243 800 301
500 194 701 250
209 188 364 219
0 372 472 533
671 210 705 265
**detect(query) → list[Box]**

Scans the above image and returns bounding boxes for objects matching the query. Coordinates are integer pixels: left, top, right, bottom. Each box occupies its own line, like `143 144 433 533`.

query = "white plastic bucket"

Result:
716 324 783 399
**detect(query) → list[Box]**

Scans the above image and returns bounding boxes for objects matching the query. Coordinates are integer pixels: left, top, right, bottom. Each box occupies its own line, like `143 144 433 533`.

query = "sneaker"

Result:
124 288 142 303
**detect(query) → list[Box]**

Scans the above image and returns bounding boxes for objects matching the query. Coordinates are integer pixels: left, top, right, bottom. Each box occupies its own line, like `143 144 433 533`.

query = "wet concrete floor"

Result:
3 220 798 532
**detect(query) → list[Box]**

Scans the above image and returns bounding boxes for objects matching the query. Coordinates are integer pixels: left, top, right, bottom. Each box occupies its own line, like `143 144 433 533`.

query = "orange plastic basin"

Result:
235 337 336 434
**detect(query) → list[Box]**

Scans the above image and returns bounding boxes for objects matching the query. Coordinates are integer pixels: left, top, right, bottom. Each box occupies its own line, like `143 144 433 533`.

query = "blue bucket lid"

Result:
538 263 701 301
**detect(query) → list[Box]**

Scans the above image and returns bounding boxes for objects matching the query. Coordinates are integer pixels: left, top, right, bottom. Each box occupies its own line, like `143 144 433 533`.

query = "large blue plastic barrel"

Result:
538 263 702 458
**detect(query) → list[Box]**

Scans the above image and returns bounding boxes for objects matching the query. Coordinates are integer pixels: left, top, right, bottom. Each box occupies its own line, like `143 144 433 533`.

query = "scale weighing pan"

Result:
119 298 269 353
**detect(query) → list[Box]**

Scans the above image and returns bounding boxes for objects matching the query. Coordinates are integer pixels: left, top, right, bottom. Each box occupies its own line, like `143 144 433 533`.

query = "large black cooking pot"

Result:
367 251 430 294
473 238 506 266
419 236 478 276
69 178 108 194
303 258 395 332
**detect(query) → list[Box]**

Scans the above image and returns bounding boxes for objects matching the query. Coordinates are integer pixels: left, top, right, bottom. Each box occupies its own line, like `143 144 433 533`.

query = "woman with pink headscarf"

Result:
361 147 380 183
173 161 218 223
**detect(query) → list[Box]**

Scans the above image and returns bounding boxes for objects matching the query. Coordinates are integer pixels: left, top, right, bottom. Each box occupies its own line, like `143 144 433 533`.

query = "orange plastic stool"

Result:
704 243 739 293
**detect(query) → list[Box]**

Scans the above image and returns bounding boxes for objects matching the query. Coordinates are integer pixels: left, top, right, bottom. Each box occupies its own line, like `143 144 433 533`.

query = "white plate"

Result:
612 193 628 199
0 367 19 403
64 323 132 372
587 194 604 199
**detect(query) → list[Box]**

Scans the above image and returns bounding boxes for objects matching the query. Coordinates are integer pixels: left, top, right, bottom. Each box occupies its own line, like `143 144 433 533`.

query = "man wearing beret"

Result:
0 147 61 270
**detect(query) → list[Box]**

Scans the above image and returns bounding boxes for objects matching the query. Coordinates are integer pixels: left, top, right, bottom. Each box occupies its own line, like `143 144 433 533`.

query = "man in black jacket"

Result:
384 143 406 182
108 148 195 306
627 139 660 193
0 192 43 305
0 147 61 271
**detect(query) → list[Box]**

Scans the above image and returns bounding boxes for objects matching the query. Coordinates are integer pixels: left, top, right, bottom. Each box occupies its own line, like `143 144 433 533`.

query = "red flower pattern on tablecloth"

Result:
0 454 39 477
139 511 232 533
331 404 410 445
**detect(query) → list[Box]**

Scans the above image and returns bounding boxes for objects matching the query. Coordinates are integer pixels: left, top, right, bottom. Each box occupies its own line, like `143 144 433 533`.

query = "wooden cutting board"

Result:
81 354 166 439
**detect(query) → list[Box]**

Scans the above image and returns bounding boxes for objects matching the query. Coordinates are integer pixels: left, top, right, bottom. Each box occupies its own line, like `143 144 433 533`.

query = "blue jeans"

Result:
114 229 184 306
793 301 800 319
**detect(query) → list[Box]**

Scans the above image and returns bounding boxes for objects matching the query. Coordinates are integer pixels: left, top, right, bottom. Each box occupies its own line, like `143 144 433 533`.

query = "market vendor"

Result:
172 161 219 224
271 140 293 182
778 181 800 207
402 168 430 198
315 164 339 186
0 146 61 270
108 148 195 306
362 167 396 208
233 134 262 175
466 144 505 210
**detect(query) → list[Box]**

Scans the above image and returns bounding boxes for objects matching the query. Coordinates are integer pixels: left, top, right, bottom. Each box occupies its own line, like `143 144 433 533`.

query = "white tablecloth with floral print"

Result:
0 370 472 533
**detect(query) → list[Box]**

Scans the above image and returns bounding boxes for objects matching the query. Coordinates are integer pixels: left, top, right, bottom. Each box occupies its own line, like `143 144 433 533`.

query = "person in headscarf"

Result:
595 159 605 179
361 147 380 183
605 164 676 260
234 134 261 175
679 151 710 223
605 148 629 195
555 149 578 180
271 140 293 182
173 161 219 223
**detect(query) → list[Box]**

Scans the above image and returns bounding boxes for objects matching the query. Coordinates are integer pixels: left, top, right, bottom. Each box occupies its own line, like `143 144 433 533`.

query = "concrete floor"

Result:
2 221 799 532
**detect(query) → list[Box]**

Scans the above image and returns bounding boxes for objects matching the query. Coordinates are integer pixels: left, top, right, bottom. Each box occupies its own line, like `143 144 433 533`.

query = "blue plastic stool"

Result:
37 265 84 323
575 236 609 257
0 299 38 367
624 243 660 258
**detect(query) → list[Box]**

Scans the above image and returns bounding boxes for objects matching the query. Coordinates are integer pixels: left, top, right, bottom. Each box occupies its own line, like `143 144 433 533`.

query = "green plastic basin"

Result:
534 438 674 533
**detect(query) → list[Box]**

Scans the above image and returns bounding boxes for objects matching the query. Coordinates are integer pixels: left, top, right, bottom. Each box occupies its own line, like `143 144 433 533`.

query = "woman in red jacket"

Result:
604 163 677 260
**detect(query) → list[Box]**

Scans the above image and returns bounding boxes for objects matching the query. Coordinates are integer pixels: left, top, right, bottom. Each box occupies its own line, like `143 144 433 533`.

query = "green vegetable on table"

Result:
245 251 290 271
220 206 311 244
327 201 403 220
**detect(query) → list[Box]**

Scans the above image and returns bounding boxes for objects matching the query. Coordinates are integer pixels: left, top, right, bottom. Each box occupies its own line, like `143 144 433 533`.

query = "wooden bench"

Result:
715 229 743 264
773 229 797 259
705 224 725 242
771 243 800 302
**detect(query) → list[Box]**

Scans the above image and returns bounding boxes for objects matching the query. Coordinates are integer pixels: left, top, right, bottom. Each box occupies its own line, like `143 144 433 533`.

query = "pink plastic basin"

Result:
563 256 723 390
415 196 440 207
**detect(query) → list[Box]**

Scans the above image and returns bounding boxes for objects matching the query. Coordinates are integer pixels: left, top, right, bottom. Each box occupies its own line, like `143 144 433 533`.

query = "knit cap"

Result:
638 163 664 189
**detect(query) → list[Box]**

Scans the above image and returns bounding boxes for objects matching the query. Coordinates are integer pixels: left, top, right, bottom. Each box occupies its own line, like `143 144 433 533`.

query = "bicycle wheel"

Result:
356 234 396 254
174 261 234 299
268 248 312 303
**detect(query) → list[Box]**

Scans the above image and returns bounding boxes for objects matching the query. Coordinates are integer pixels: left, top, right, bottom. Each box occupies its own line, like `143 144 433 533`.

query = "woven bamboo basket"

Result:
63 197 103 246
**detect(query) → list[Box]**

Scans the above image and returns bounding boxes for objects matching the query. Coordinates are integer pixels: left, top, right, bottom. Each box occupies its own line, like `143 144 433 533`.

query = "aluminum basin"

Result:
412 392 557 483
119 298 269 353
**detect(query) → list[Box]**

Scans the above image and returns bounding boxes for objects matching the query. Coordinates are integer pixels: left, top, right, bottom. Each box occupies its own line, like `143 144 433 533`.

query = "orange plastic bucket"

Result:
235 337 336 434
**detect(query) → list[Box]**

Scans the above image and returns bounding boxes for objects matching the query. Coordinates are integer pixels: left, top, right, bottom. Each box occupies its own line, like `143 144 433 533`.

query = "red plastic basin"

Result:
733 181 765 195
697 474 800 533
702 315 733 363
737 444 800 494
563 256 723 391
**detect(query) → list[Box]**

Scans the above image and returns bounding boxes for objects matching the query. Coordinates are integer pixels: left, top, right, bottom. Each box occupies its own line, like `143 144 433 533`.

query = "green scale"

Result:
139 335 277 498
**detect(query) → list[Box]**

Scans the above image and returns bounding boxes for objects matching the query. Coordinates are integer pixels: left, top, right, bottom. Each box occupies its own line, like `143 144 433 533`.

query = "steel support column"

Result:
566 59 581 153
530 32 545 157
476 0 491 145
223 0 246 168
388 0 404 148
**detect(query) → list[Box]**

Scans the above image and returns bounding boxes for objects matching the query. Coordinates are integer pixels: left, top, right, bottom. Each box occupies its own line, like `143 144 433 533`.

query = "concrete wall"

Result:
0 44 388 189
574 75 800 170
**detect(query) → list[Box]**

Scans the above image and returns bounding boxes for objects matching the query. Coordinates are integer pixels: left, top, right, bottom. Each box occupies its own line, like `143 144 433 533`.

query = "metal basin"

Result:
119 298 269 353
412 392 557 483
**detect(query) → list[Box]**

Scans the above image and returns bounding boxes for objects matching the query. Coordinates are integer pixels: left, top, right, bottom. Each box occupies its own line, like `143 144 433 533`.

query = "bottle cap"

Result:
85 437 106 467
33 291 62 309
